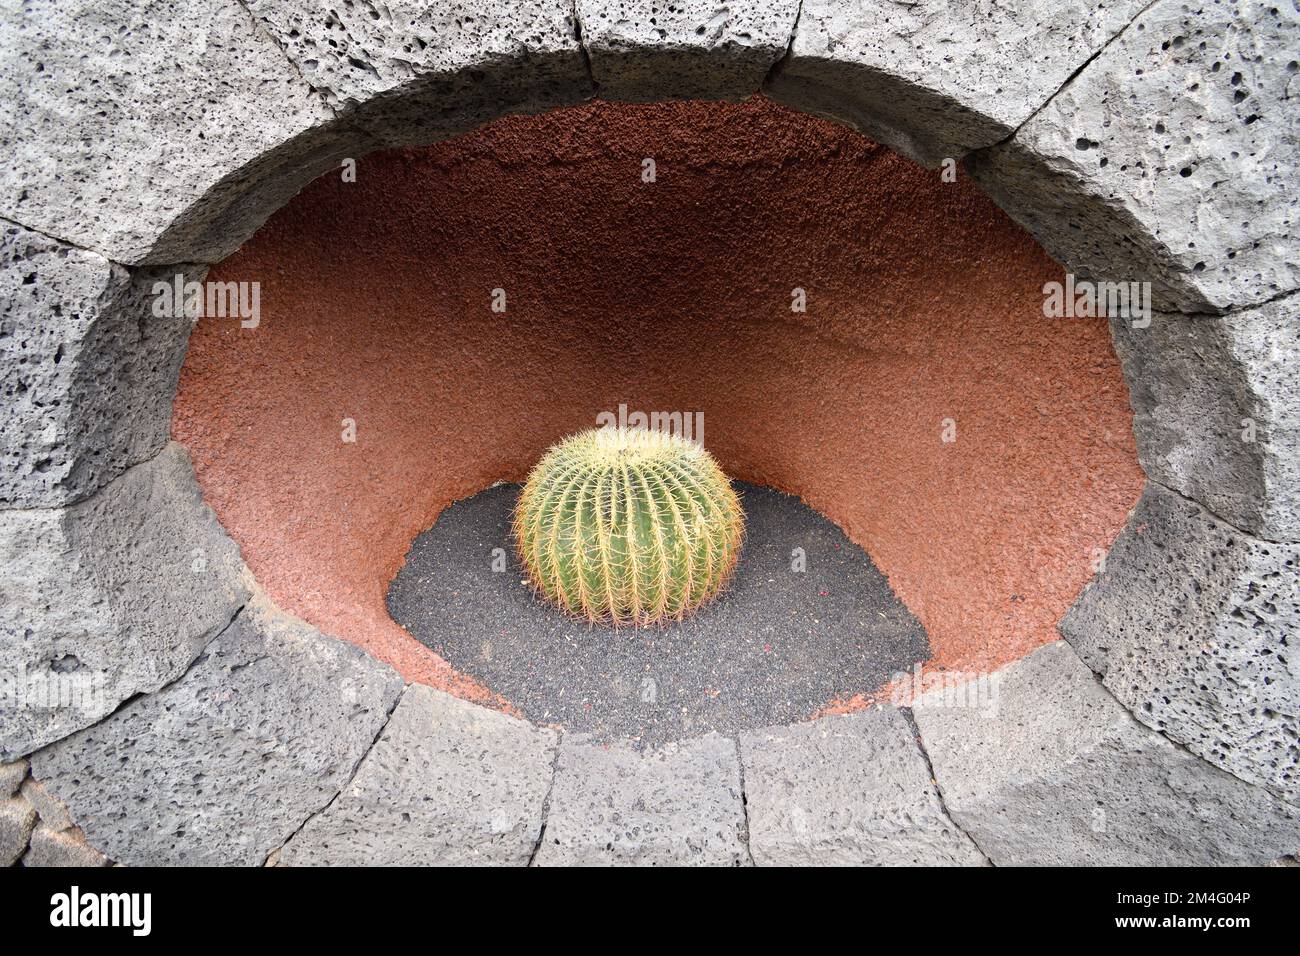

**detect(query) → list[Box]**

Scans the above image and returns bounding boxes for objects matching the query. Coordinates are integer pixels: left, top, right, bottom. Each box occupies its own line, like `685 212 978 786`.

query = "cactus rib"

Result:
513 426 744 626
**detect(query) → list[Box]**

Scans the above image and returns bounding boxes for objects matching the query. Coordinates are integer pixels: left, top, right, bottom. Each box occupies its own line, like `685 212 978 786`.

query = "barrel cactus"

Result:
513 426 744 626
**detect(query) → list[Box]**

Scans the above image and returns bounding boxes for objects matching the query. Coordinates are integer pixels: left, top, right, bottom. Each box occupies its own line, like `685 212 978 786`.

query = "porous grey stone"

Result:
20 778 71 832
280 683 556 866
969 0 1300 312
739 707 987 866
1 221 204 508
0 0 355 264
246 0 592 147
765 0 1147 168
0 796 36 866
1061 483 1299 804
0 758 25 799
23 825 109 867
29 598 403 866
535 733 747 866
0 443 250 759
915 641 1300 865
577 0 798 101
1110 297 1300 541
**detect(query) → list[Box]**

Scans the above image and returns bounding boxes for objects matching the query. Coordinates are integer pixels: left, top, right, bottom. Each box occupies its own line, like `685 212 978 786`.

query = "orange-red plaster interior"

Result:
172 97 1144 714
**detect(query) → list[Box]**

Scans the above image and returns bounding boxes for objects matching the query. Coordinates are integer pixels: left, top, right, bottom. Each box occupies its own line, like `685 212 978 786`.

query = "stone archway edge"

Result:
0 0 1294 313
1 1 1297 862
4 289 1296 800
18 619 1300 866
0 442 251 759
1 0 1296 525
3 235 1295 543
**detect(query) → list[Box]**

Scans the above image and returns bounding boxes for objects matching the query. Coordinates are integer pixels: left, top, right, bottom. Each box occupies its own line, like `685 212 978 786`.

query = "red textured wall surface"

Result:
172 97 1144 711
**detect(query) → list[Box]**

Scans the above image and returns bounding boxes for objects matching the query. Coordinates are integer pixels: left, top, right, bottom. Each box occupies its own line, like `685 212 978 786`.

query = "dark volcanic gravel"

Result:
387 482 930 744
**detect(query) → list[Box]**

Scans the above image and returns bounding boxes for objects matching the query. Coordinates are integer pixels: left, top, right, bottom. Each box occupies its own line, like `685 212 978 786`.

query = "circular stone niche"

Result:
172 96 1144 743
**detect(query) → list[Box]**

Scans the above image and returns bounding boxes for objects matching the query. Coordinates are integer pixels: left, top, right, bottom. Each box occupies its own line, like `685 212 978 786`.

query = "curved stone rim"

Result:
16 632 1300 867
2 0 1297 864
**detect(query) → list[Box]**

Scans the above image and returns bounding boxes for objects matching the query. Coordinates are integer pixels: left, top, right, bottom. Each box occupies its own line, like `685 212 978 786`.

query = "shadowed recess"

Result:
172 96 1144 709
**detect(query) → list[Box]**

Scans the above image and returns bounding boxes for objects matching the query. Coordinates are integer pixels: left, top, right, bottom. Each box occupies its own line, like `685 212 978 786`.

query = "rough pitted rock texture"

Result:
0 444 249 760
0 758 25 799
1 220 204 508
0 0 350 264
915 641 1300 865
969 0 1300 312
536 733 747 866
30 600 403 866
280 683 556 866
0 796 36 866
1061 483 1299 804
248 0 592 146
23 824 109 867
1110 297 1300 541
739 707 987 866
766 0 1147 167
20 778 71 832
388 482 930 744
578 0 799 101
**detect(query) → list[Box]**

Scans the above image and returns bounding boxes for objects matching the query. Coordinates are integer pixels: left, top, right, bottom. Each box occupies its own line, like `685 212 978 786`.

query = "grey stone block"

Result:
29 599 403 866
536 733 747 866
0 796 36 866
739 707 987 866
915 641 1300 865
1 221 204 508
1061 483 1299 804
0 758 25 799
281 683 556 866
246 0 593 147
0 444 250 759
23 825 109 867
577 0 798 102
1110 298 1299 541
969 0 1300 312
765 0 1146 168
20 778 71 832
0 0 353 264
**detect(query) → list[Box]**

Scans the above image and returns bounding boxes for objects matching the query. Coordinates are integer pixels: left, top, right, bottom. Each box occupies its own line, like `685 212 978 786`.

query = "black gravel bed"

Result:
387 481 930 744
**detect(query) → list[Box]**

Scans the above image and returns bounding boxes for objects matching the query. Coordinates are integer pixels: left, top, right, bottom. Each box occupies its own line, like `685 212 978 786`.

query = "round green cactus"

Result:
513 426 744 626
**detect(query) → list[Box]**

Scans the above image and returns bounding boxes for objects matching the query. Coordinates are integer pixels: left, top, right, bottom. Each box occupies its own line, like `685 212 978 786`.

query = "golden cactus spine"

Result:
513 426 744 626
